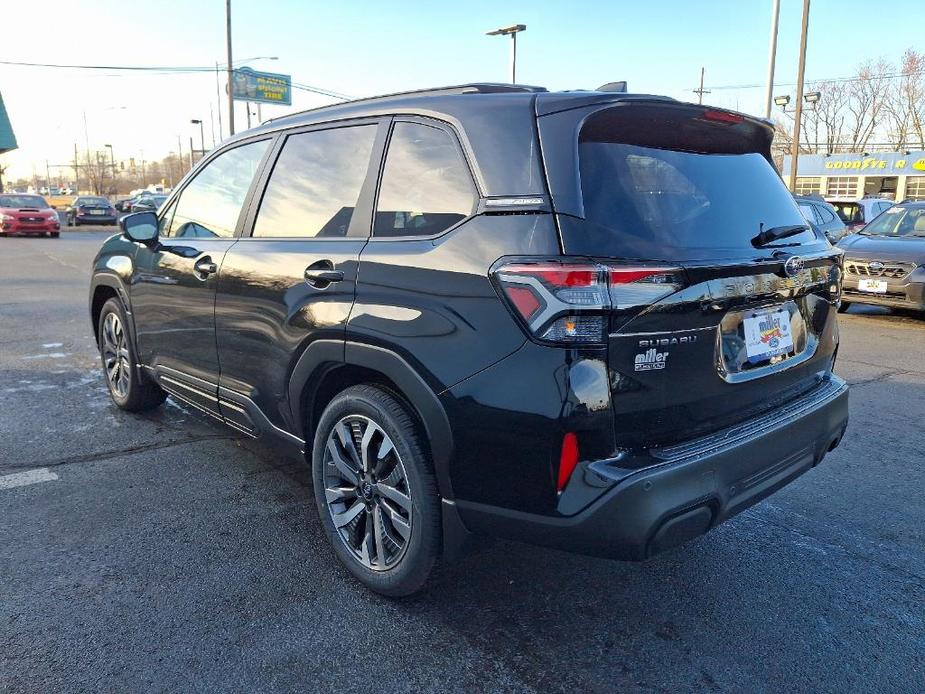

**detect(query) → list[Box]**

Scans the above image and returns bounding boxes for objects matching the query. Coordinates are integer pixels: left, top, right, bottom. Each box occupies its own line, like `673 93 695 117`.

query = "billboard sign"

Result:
782 151 925 177
231 67 292 106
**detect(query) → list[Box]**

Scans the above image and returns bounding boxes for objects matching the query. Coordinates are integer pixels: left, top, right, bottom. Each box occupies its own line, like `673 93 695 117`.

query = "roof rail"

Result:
264 83 548 124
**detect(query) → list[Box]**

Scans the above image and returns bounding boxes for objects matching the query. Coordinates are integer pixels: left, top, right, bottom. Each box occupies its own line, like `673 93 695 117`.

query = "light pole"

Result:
226 0 235 135
764 0 781 119
104 144 115 194
191 119 205 160
486 24 526 84
789 0 811 192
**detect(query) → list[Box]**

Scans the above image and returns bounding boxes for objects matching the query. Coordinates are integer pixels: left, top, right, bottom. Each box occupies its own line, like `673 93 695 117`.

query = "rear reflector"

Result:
557 432 579 492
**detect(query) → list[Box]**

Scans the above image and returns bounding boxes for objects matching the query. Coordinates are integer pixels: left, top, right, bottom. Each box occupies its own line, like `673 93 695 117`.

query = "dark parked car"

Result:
114 197 135 213
837 201 925 314
67 196 118 226
0 194 60 237
130 194 168 213
794 195 847 243
89 83 849 596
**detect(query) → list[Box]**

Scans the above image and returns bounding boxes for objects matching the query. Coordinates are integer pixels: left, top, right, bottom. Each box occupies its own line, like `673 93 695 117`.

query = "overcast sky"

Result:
2 0 923 181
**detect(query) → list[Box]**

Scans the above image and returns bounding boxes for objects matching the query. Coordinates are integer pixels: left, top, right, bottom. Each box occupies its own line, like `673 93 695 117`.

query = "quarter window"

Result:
253 125 377 238
168 140 269 238
817 205 836 224
374 122 476 238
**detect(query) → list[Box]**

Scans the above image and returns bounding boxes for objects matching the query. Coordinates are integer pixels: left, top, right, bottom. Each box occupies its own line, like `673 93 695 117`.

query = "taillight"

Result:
492 259 684 345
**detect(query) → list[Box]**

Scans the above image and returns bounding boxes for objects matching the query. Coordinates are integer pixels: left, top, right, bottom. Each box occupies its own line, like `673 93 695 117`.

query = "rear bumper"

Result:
456 376 849 560
75 215 117 224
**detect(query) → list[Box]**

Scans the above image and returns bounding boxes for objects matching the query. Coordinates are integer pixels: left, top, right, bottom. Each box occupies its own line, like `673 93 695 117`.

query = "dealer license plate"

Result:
743 308 794 362
858 278 887 293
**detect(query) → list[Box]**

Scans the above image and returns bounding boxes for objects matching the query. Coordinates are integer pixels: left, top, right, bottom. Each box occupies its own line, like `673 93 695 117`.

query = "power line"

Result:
704 68 925 92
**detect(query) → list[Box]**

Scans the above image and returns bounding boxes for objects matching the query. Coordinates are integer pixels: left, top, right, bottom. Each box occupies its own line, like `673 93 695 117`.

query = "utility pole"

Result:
189 137 195 168
246 102 252 129
209 104 216 147
225 0 235 136
74 143 80 194
45 160 51 190
764 0 782 119
789 0 811 192
693 67 711 104
177 136 183 177
215 61 224 140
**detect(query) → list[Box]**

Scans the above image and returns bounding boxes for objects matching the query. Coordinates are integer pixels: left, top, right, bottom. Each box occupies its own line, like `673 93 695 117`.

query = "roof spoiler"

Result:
597 81 628 93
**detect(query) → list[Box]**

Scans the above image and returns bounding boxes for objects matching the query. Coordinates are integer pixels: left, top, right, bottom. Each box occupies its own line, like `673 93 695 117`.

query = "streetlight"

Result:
486 24 526 84
104 144 116 193
191 119 206 161
774 95 791 109
803 91 821 105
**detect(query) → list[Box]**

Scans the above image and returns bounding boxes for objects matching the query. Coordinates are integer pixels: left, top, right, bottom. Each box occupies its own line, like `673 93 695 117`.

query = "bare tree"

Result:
82 150 112 195
845 59 892 151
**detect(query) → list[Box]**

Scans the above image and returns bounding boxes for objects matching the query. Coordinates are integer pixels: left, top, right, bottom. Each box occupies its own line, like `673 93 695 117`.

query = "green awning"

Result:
0 92 17 154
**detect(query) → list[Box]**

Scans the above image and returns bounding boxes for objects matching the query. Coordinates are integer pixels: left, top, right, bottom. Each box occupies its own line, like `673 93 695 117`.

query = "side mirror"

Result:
121 211 159 246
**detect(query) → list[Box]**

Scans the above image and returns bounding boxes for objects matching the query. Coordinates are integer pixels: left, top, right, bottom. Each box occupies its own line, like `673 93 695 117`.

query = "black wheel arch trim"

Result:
288 339 455 499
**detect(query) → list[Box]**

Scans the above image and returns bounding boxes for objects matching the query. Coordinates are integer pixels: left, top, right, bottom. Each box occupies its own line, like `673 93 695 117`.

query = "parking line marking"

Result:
0 468 59 490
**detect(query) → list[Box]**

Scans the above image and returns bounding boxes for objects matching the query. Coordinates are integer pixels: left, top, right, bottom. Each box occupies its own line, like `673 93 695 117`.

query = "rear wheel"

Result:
97 298 166 412
311 385 441 597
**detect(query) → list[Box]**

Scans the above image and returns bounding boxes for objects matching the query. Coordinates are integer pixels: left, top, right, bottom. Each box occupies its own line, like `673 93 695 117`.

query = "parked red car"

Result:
0 194 61 237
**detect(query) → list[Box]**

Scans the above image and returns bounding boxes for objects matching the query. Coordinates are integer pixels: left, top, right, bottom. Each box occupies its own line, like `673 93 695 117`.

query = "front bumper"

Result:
456 376 849 560
1 222 60 234
842 266 925 310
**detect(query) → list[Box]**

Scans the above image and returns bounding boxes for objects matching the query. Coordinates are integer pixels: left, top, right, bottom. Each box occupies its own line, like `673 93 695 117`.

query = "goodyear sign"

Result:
231 67 292 106
783 151 925 176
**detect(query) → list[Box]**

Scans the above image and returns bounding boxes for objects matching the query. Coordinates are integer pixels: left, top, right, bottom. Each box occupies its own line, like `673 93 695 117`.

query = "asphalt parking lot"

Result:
2 231 923 692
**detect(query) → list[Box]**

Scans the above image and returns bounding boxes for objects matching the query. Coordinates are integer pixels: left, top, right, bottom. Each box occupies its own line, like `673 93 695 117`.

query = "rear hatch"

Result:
537 99 842 448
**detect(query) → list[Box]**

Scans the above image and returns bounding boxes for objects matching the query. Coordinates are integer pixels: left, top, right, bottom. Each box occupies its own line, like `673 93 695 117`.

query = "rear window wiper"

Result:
751 224 809 248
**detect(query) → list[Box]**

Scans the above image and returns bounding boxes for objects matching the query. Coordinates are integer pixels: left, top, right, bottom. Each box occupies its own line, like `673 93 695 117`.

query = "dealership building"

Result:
782 150 925 201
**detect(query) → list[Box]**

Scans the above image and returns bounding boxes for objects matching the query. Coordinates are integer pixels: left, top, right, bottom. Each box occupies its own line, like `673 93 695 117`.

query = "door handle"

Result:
194 256 218 278
304 260 344 287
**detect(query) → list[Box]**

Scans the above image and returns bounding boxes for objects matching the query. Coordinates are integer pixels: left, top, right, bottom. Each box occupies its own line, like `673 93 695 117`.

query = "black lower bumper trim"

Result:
456 376 849 560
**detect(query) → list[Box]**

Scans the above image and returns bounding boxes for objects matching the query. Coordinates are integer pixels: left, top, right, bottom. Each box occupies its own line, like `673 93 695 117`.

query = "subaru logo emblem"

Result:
783 255 805 277
868 261 884 273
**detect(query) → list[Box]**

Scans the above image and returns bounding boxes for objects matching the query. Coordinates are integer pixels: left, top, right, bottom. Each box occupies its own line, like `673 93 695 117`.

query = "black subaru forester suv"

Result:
90 84 849 596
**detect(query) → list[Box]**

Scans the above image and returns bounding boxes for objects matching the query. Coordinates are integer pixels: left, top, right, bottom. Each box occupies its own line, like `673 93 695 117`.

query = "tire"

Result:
837 301 851 313
50 232 59 238
97 298 166 412
311 384 441 597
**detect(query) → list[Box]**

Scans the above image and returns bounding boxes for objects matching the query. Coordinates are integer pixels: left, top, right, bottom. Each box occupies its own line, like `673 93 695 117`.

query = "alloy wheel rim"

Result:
101 312 131 399
323 415 413 571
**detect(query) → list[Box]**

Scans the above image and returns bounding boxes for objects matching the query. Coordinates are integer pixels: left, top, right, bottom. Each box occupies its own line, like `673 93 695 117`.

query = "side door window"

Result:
373 121 476 238
252 125 378 238
168 140 269 239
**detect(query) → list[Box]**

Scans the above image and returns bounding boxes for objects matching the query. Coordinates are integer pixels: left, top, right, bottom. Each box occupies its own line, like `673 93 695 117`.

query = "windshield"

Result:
860 206 925 237
575 142 816 260
0 195 49 208
830 202 861 224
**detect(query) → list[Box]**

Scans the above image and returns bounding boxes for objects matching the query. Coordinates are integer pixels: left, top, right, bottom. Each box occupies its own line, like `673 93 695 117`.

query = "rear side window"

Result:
168 140 269 238
253 125 377 238
575 141 815 260
798 203 821 224
373 122 476 238
818 205 837 224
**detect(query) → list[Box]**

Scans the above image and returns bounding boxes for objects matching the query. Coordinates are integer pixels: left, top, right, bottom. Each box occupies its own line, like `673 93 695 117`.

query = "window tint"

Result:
252 125 377 238
574 142 816 259
168 140 269 238
374 122 475 238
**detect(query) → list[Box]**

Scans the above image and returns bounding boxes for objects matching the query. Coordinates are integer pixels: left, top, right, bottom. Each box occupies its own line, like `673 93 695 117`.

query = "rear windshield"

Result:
575 142 816 260
830 202 861 224
859 206 925 237
0 195 49 208
77 197 109 206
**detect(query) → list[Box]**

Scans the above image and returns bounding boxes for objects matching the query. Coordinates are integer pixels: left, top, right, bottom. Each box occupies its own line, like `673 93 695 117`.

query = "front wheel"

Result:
97 298 166 412
837 301 851 313
311 385 441 597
